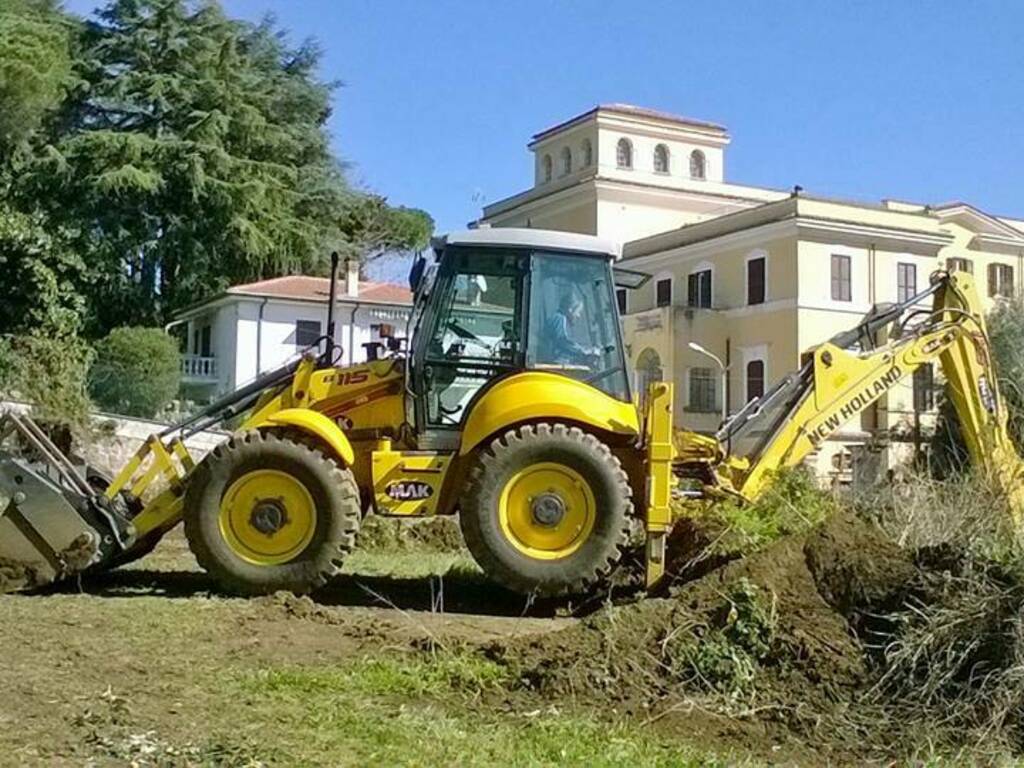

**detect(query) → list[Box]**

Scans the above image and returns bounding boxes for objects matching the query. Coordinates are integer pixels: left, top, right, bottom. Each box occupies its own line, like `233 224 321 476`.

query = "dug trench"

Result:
0 510 1017 764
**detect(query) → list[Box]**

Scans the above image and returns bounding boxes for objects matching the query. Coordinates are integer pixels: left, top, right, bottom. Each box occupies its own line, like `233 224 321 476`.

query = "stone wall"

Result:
1 400 227 479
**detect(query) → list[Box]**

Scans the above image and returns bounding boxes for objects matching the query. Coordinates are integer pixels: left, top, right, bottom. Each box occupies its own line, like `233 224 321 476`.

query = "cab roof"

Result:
433 228 622 260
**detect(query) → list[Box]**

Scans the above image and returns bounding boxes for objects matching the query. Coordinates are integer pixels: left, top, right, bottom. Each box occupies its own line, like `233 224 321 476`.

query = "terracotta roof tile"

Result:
227 275 411 305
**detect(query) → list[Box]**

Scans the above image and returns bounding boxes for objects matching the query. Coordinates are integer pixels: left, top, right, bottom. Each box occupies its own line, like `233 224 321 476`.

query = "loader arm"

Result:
714 271 1024 511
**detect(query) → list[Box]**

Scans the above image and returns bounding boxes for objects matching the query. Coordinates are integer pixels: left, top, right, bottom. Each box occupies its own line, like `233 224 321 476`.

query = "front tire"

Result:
184 431 360 595
459 423 633 596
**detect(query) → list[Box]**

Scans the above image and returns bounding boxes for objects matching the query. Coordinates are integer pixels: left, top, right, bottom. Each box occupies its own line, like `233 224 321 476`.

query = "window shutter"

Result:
688 273 698 307
747 258 766 305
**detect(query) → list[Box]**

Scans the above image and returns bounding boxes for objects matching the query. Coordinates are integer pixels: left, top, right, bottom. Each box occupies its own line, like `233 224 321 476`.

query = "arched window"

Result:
616 138 633 169
636 348 663 406
542 154 552 183
653 144 670 174
689 149 706 180
581 138 593 166
560 146 572 175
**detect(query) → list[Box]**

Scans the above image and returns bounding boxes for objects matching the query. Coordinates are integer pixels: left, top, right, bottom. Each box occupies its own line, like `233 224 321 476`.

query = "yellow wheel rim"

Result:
498 462 596 560
219 469 317 565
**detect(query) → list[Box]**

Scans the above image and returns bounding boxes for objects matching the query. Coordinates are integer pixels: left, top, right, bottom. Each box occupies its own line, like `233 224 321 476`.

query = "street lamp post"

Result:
688 341 728 426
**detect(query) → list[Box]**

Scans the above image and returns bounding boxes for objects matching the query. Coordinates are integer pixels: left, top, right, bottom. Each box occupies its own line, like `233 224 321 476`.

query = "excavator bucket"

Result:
0 412 127 592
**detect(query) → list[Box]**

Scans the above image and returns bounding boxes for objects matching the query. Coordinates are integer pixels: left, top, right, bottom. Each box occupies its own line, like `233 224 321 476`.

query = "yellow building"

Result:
480 105 1024 482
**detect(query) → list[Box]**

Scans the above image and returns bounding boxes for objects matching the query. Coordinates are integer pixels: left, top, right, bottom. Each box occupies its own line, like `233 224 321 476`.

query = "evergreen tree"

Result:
0 0 85 337
34 0 430 331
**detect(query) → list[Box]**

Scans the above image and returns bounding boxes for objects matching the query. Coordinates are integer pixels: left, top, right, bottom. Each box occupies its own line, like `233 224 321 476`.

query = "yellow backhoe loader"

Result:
1 229 1022 596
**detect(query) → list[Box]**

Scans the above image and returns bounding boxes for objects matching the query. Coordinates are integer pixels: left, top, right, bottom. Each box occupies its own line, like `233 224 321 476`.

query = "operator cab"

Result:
407 229 634 436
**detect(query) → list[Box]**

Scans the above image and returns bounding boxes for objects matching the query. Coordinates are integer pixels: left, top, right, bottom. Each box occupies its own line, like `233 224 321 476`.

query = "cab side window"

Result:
527 252 630 401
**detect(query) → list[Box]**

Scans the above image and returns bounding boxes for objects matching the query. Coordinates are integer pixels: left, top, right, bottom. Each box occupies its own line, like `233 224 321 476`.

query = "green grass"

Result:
222 651 734 767
244 651 510 699
341 550 482 580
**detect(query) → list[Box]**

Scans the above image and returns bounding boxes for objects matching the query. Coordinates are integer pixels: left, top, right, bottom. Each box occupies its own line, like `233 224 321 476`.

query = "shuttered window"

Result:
913 364 935 412
747 257 766 305
831 255 852 302
616 288 627 314
989 264 1015 298
746 360 765 401
897 263 917 303
689 367 716 412
947 257 973 274
687 269 712 308
656 278 672 307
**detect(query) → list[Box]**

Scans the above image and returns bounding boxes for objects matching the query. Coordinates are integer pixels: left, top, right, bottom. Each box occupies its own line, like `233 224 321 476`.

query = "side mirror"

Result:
408 255 426 293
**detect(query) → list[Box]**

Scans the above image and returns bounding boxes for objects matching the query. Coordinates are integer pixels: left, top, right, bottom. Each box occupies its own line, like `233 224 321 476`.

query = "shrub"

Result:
664 578 778 702
988 297 1024 453
931 298 1024 473
0 332 93 429
687 468 838 557
89 327 180 418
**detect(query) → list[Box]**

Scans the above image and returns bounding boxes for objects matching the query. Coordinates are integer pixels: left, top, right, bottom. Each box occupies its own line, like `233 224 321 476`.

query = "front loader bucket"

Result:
0 412 126 592
0 457 104 590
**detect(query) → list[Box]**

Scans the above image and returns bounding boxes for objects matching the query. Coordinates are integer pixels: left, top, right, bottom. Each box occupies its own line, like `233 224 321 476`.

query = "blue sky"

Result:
64 0 1024 235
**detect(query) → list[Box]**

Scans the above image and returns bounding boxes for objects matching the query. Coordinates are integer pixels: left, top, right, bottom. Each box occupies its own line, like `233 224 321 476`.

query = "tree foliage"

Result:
0 0 74 155
338 194 434 263
35 0 352 330
0 0 433 340
0 0 85 338
988 298 1024 452
0 207 86 335
931 299 1024 473
0 333 94 428
89 326 180 417
0 0 432 417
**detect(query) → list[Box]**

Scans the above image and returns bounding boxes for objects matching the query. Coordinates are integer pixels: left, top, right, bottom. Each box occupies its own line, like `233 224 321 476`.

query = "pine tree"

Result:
0 0 84 337
39 0 426 330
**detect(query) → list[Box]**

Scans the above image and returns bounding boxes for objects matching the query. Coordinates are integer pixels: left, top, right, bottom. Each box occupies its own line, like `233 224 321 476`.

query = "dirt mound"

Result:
497 511 920 759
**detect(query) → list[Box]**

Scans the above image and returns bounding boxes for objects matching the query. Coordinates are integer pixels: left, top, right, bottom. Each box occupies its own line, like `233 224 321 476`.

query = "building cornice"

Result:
623 208 953 270
529 104 728 147
481 173 783 221
970 232 1024 255
796 218 954 253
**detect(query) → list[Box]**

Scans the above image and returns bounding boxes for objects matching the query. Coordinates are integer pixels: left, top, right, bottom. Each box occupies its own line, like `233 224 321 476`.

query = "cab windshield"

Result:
526 252 630 402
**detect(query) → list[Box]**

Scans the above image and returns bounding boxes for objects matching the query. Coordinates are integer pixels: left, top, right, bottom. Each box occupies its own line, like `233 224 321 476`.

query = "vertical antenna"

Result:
324 251 340 362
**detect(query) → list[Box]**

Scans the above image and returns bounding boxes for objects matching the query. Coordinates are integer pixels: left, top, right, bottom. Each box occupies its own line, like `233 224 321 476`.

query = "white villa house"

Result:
173 259 411 398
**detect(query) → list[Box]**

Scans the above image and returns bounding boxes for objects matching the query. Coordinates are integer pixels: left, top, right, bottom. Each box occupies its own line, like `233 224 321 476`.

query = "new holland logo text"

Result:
385 481 434 501
808 365 902 447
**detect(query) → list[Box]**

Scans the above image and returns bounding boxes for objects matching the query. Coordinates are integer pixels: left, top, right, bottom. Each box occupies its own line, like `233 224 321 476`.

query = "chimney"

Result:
345 258 359 298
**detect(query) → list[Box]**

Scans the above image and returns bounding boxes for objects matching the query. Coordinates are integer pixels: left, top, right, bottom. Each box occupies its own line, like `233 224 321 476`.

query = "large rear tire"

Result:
459 423 632 596
184 431 360 595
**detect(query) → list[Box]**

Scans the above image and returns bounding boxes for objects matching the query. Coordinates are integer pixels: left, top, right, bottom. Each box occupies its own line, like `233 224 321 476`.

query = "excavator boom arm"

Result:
714 271 1023 506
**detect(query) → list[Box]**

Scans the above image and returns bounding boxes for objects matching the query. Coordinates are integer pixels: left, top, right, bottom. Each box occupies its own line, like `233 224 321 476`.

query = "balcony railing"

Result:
181 355 218 381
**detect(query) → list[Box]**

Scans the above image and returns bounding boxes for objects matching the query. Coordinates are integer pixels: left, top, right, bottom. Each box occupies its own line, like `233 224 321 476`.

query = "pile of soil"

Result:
496 511 924 759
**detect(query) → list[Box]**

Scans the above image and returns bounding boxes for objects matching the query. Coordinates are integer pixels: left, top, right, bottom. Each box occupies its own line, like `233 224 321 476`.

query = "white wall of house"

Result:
181 297 411 398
